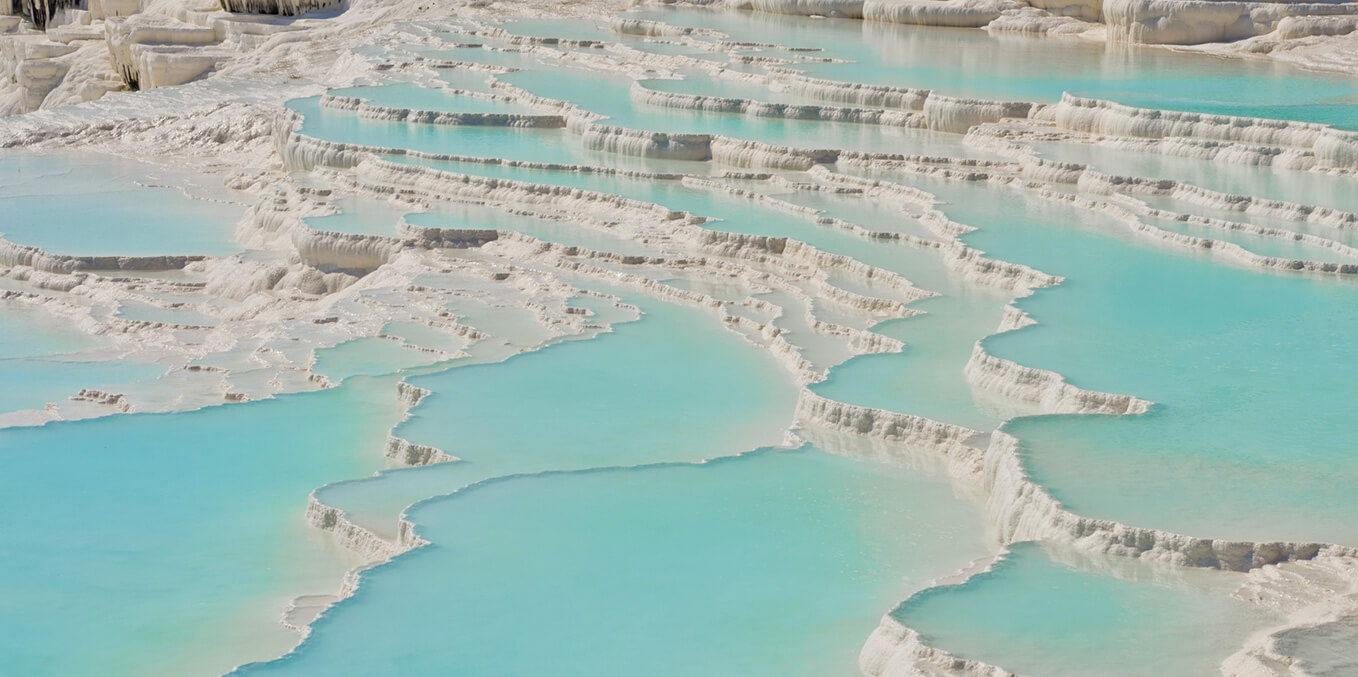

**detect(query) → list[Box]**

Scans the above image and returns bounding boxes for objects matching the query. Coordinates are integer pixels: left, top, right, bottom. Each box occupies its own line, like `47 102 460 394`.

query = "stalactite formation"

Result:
217 0 341 16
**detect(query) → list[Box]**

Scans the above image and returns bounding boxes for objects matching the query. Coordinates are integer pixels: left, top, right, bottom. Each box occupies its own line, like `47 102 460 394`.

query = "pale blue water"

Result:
813 294 1012 431
643 73 853 107
17 8 1358 677
0 377 405 676
238 446 992 677
310 295 798 537
1026 139 1358 215
0 153 242 256
0 305 99 357
622 7 1358 128
301 193 414 236
0 305 165 414
387 156 1018 428
1143 214 1358 264
0 357 164 414
1137 193 1358 248
890 172 1358 545
498 67 989 158
893 542 1277 676
289 96 617 166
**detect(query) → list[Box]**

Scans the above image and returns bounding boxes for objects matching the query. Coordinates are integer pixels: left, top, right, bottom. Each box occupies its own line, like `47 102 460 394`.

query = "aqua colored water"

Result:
0 356 164 415
0 153 242 256
775 187 942 241
813 294 1012 431
622 7 1358 128
888 171 1358 545
893 542 1277 676
1137 193 1358 249
0 377 406 676
1142 214 1358 264
0 305 165 415
0 305 100 357
23 9 1358 676
311 295 798 537
302 193 414 236
288 96 584 163
499 67 990 158
627 39 730 63
1026 139 1358 215
238 445 992 677
389 157 1015 428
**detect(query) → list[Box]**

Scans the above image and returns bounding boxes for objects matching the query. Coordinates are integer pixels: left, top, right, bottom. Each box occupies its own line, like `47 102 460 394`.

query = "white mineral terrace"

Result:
2 0 1357 675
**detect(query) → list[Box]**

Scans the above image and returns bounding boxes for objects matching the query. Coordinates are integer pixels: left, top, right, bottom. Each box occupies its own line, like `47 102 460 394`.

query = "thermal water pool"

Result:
892 542 1278 676
619 6 1358 128
304 294 800 539
238 445 993 677
0 304 165 415
0 377 406 676
0 152 243 257
876 170 1358 545
15 6 1358 675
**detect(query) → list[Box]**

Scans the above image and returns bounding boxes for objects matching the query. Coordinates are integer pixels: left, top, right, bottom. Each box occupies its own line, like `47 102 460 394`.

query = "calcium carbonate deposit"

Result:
2 0 1357 675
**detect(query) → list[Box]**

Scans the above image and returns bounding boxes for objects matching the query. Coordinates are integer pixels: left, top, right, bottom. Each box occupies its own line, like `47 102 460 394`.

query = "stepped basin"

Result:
387 159 1018 428
404 206 659 256
621 7 1358 127
1025 138 1358 216
238 445 993 676
1136 193 1358 249
499 67 990 158
420 45 544 71
308 295 798 541
772 186 943 241
289 96 679 171
811 293 1014 431
301 192 416 237
900 172 1358 545
626 39 731 64
892 542 1278 676
641 72 868 108
1142 214 1358 265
